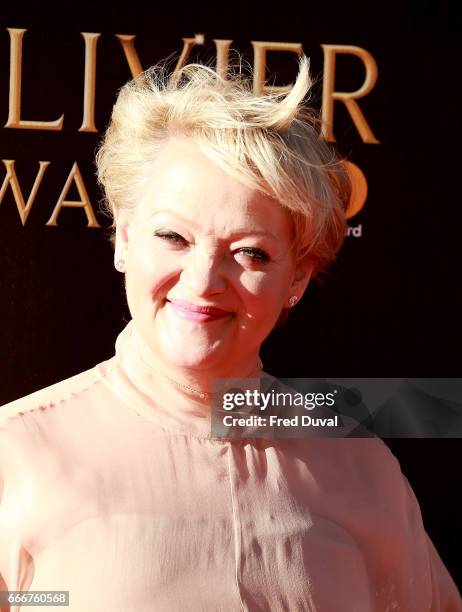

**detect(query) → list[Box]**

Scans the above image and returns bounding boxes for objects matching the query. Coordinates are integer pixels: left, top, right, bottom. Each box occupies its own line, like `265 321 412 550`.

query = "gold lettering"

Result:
116 34 143 78
5 28 64 131
251 41 303 94
213 39 233 79
176 34 205 70
79 33 101 133
344 161 367 219
0 160 50 225
321 44 379 144
46 162 100 228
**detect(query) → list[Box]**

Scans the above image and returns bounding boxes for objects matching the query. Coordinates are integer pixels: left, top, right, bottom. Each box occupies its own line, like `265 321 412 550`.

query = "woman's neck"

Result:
129 322 263 404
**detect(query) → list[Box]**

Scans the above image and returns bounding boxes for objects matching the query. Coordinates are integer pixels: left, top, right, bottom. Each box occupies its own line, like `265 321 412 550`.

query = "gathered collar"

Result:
107 319 266 438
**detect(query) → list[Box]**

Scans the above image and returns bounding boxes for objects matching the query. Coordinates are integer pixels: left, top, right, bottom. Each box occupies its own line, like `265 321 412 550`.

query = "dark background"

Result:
0 0 460 589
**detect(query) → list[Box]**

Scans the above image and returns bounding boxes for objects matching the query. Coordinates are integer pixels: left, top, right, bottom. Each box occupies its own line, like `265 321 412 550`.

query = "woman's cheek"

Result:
241 271 286 303
132 249 177 295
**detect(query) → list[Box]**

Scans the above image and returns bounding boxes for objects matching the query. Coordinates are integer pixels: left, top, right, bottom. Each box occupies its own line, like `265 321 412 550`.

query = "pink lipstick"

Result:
167 298 231 322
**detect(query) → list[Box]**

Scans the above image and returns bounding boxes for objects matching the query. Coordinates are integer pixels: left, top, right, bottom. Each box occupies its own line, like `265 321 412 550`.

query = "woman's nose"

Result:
180 247 227 297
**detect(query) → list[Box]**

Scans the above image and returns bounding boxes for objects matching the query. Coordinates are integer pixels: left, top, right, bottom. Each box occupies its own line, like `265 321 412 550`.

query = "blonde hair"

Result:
95 52 351 276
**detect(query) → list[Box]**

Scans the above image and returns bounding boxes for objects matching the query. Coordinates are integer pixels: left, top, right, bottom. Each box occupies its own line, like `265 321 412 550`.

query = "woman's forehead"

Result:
142 136 250 199
134 138 291 236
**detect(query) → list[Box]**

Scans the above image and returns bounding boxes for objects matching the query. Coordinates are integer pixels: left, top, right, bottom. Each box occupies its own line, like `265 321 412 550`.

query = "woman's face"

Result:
115 136 312 373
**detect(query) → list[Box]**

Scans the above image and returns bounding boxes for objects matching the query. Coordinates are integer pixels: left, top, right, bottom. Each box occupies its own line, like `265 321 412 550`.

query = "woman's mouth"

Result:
166 298 232 322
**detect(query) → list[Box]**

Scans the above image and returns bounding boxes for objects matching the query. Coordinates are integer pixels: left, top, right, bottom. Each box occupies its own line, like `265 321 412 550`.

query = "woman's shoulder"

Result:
0 357 114 433
284 434 401 472
282 435 407 506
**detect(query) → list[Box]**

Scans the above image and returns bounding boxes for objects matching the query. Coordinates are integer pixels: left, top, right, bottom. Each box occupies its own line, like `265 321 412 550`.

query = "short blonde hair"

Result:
95 52 351 275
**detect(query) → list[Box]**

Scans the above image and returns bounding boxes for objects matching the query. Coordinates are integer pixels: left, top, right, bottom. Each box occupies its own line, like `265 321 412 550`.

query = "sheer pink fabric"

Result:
1 320 461 611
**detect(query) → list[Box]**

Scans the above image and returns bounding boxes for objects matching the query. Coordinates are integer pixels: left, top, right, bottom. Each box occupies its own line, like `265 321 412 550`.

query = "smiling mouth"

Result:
168 298 229 315
166 299 232 323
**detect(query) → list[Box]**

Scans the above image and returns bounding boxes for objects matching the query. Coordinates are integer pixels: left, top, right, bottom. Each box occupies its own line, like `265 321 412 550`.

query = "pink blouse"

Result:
0 319 461 611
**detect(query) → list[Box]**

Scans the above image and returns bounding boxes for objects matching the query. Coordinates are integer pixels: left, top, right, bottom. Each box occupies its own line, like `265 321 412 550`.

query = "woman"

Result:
0 54 460 611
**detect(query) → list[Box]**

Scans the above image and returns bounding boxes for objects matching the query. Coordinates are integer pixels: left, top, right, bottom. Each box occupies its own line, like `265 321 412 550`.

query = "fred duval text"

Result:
222 415 340 428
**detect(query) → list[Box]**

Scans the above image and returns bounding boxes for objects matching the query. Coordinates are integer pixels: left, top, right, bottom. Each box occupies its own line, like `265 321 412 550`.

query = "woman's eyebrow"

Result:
227 229 278 241
149 210 278 241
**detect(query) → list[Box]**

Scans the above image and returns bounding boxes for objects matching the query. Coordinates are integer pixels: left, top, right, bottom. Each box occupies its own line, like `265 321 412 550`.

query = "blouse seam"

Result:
227 445 246 612
0 364 107 429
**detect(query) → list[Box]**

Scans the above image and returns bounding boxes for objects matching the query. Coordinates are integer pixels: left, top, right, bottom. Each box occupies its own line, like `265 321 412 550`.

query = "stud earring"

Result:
288 295 298 308
115 258 126 272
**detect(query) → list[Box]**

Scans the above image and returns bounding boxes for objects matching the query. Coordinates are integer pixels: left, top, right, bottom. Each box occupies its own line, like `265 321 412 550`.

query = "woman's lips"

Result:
167 298 231 322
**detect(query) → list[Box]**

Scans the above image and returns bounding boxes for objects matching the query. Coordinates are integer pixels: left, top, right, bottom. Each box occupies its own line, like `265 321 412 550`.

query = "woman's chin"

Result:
159 338 226 370
164 353 217 371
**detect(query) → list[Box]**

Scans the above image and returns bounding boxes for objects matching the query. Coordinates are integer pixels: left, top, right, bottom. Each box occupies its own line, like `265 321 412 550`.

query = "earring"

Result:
114 258 126 272
288 295 298 308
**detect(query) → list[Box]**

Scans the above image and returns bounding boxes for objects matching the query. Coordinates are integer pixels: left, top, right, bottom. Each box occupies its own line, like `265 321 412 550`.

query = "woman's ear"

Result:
288 254 314 305
114 215 131 252
113 215 132 272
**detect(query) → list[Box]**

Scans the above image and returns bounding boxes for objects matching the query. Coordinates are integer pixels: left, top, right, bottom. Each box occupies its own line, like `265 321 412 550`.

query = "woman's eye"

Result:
154 231 186 244
237 247 270 263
